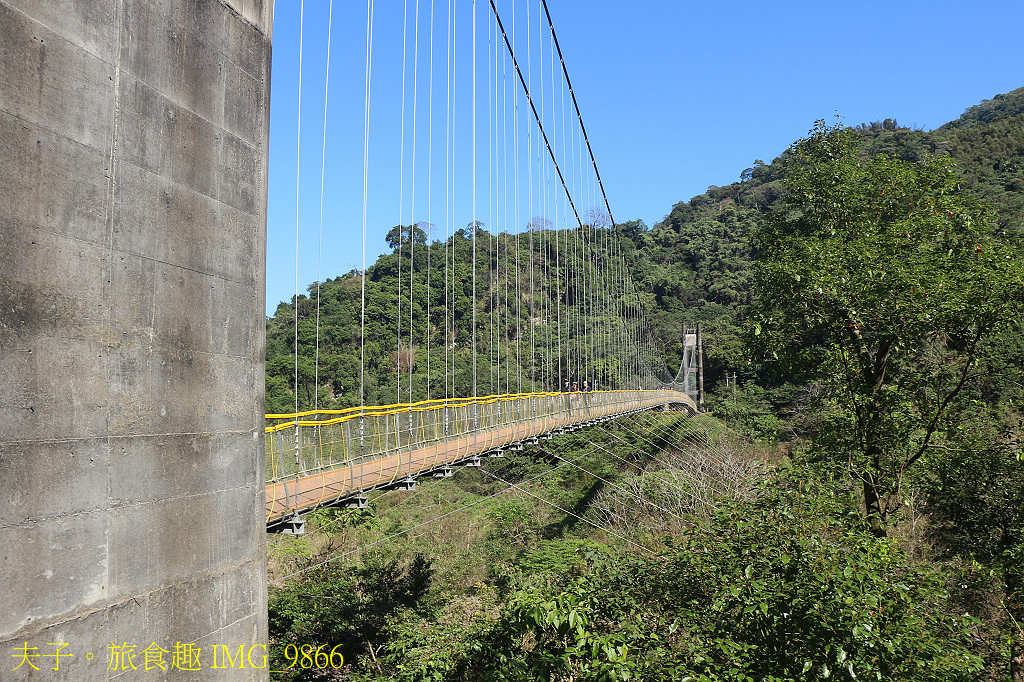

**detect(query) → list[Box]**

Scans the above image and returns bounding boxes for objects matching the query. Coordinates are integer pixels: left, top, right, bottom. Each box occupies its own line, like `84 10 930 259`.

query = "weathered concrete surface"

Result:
0 0 272 678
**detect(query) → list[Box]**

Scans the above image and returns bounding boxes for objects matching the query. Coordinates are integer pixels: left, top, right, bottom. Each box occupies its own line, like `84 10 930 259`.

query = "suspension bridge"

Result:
262 0 704 533
264 389 696 532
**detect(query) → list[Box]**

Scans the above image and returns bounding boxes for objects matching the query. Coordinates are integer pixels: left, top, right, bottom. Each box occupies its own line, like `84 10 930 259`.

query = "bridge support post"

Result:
697 322 705 408
0 1 273 676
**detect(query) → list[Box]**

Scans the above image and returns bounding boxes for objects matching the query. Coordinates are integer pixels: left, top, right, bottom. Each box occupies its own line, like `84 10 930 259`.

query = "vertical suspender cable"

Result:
425 0 434 400
540 0 685 388
294 0 305 420
444 0 453 402
408 0 420 404
510 0 521 395
502 48 513 396
361 0 374 409
396 0 409 405
314 0 335 411
526 0 535 389
551 24 564 382
539 0 615 230
487 0 581 229
487 7 495 395
472 0 478 401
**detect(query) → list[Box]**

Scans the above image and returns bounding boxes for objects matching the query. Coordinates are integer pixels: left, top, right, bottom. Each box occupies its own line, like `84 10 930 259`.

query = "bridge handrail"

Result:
265 389 663 433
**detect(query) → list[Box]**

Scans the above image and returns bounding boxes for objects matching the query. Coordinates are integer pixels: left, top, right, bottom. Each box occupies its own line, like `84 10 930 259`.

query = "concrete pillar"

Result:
0 0 272 678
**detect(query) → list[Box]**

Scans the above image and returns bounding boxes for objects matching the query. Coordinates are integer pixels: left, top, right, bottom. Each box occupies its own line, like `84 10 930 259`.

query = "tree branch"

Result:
899 321 986 485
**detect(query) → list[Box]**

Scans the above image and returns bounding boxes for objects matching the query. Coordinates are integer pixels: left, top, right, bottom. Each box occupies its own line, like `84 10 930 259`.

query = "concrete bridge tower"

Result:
1 0 272 678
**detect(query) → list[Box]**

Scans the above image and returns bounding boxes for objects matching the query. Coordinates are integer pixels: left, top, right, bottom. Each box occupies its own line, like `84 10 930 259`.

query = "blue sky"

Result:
266 0 1024 309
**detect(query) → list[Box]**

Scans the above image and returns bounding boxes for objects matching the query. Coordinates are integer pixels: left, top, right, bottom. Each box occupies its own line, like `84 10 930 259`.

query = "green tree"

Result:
750 121 1024 533
268 553 434 681
924 424 1024 680
386 223 428 250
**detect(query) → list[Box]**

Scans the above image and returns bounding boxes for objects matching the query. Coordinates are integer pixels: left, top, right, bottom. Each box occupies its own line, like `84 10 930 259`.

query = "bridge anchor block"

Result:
280 513 306 536
344 495 369 509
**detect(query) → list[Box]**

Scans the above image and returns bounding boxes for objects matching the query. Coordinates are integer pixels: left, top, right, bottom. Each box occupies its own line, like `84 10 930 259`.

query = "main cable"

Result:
487 0 581 229
539 0 616 230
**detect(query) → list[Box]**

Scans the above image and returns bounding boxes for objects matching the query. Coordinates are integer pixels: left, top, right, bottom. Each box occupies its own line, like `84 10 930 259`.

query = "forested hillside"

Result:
641 85 1024 374
265 223 672 413
266 87 1024 680
266 86 1024 414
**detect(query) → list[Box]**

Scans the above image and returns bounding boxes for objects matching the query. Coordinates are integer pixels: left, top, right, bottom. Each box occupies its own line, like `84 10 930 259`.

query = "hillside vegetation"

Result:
267 87 1024 680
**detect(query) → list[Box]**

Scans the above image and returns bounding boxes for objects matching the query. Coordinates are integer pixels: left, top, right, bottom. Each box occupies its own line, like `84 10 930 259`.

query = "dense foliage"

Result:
470 471 983 681
750 121 1024 532
266 425 989 681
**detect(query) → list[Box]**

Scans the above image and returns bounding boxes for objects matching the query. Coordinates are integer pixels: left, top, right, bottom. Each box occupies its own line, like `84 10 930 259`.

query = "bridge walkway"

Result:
264 389 694 530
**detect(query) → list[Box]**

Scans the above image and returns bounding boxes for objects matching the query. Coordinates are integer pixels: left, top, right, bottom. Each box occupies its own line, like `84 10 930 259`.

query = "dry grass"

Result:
589 433 772 537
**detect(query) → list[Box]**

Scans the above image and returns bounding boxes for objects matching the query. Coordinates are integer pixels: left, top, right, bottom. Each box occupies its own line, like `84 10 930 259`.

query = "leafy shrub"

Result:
466 468 984 681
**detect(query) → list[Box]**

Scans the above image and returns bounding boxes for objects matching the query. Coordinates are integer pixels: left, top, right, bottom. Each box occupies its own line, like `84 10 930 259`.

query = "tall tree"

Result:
750 121 1024 534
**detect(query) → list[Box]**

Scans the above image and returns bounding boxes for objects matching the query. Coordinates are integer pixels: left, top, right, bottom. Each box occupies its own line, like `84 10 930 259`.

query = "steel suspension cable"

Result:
487 0 582 230
293 0 305 419
396 0 409 406
444 0 454 403
313 0 335 411
539 0 616 230
360 0 374 411
472 0 477 401
500 33 511 397
509 3 521 394
525 0 536 390
487 7 495 395
425 0 435 400
408 0 420 405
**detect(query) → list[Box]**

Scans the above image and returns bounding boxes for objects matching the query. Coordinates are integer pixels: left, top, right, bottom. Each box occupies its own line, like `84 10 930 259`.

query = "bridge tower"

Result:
1 0 272 677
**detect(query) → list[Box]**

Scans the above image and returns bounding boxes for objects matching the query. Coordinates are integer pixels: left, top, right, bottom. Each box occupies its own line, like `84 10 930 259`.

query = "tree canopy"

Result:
750 121 1024 532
